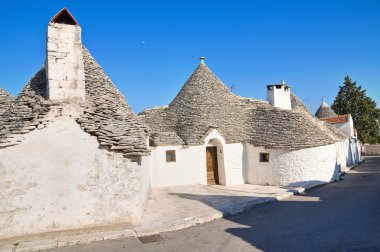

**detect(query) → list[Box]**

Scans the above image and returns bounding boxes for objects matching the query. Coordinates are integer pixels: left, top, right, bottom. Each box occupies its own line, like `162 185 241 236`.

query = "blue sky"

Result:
0 0 379 113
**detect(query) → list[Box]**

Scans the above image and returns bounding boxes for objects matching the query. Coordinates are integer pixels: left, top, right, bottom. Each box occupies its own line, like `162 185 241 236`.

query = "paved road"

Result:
48 156 380 252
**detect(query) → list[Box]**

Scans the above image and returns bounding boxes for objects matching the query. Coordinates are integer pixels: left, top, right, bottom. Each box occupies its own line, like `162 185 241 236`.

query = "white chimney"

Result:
266 80 291 110
200 56 205 64
45 8 85 101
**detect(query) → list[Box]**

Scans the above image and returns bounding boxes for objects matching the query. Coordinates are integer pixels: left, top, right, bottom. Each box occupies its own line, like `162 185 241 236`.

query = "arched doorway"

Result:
206 138 225 185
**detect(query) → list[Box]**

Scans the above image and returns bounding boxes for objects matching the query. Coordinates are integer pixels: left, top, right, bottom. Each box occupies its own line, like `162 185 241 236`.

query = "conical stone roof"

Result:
0 88 14 114
167 62 247 144
139 62 345 149
315 99 337 119
0 47 149 156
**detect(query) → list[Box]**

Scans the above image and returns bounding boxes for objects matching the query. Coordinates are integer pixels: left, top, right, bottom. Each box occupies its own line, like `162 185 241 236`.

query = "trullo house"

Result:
139 58 351 188
315 99 361 167
0 8 151 239
0 8 361 240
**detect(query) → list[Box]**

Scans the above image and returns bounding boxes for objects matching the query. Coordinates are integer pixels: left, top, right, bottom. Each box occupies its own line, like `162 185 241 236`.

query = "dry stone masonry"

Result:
139 62 345 150
0 88 14 114
0 69 58 148
46 11 85 101
76 47 150 156
315 99 337 119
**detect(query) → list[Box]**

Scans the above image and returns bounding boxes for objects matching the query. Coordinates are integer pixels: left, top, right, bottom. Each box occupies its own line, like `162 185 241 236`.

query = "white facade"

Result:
46 22 85 101
245 144 339 187
148 129 347 188
148 129 244 188
266 82 291 110
0 118 150 239
335 115 355 137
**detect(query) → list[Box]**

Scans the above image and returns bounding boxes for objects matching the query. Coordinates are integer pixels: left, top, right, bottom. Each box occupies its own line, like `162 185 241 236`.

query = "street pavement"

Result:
46 156 380 252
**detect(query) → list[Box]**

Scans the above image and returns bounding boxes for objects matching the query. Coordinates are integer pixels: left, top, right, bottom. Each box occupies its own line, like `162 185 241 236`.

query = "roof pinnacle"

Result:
200 56 205 64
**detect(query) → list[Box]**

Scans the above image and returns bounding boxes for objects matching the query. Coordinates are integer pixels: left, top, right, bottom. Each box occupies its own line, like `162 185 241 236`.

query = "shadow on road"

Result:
170 157 380 252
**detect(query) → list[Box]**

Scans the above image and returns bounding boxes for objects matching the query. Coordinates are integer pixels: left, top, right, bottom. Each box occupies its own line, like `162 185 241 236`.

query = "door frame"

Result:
206 146 219 185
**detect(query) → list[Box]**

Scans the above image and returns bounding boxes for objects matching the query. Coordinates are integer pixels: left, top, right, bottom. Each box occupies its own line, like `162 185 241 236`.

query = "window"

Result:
260 153 270 162
166 150 176 162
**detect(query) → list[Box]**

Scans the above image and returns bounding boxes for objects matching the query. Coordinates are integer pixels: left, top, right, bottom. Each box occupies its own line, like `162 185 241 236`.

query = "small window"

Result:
166 150 176 162
260 153 270 162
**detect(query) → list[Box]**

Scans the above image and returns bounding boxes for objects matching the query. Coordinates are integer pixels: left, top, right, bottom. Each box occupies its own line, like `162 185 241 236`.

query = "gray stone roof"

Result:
139 62 345 149
76 47 149 156
0 47 149 156
315 99 337 119
139 62 248 146
0 68 53 147
0 88 14 114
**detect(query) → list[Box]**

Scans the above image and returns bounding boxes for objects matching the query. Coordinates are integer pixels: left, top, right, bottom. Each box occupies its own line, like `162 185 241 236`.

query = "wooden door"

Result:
206 147 219 185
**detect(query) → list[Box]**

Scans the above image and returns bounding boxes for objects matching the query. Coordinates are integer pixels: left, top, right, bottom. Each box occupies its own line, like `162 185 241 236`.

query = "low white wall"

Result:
149 129 244 188
149 145 205 187
364 144 380 155
223 143 245 185
245 144 339 187
245 145 282 185
335 141 347 170
0 117 150 239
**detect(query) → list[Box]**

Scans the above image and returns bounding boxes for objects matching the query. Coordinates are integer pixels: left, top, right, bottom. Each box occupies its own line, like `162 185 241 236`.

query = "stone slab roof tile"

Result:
0 68 53 147
139 63 341 150
0 47 149 156
0 88 14 114
77 47 149 156
315 99 337 119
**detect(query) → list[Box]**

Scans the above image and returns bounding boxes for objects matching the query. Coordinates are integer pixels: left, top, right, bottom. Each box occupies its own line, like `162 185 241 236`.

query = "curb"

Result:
0 180 339 252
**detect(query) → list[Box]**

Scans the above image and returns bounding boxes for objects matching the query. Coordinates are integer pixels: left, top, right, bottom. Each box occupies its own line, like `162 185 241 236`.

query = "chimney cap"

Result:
281 80 286 85
51 7 78 26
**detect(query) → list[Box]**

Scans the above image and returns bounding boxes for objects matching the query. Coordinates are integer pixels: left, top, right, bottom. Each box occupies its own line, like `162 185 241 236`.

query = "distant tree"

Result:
332 76 380 143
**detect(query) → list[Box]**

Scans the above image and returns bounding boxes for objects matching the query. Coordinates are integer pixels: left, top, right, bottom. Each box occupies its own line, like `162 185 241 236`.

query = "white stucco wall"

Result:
149 129 244 188
336 122 354 138
245 145 281 185
335 141 348 170
245 144 339 187
0 117 150 239
148 145 205 188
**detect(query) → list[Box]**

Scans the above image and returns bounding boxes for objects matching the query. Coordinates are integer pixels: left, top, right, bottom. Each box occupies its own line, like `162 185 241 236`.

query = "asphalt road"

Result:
48 156 380 252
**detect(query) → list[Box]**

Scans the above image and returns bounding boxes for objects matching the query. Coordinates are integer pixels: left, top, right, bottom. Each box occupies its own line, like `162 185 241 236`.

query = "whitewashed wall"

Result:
245 145 282 185
335 141 348 170
0 117 150 239
245 144 339 187
149 129 244 188
148 145 205 187
335 115 354 137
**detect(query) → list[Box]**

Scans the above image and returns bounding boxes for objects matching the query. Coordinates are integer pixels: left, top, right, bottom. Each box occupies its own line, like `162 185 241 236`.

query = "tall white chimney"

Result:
45 8 85 101
266 80 291 110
